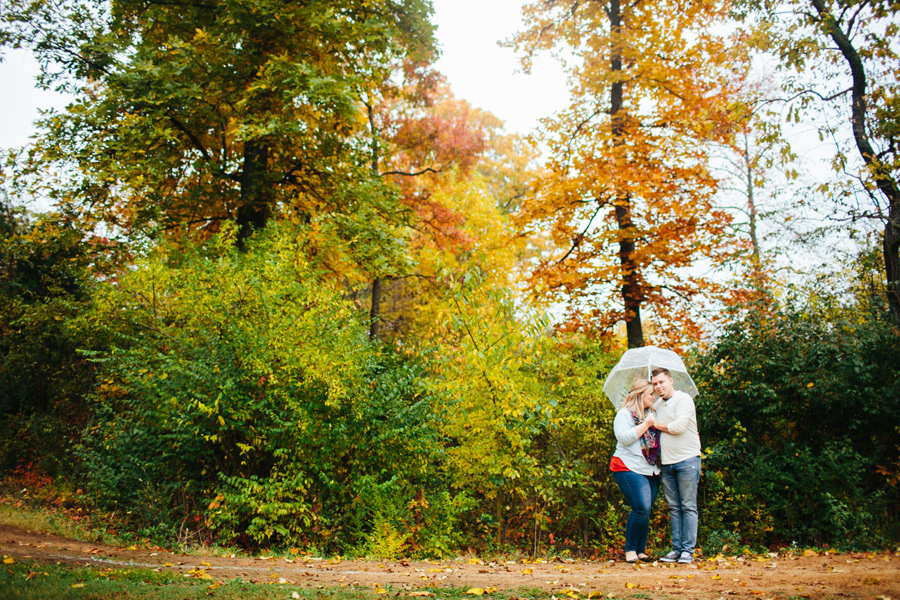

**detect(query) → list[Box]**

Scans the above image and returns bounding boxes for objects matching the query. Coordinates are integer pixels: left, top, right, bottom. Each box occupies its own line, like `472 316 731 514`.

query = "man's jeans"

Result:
660 455 701 555
612 471 660 553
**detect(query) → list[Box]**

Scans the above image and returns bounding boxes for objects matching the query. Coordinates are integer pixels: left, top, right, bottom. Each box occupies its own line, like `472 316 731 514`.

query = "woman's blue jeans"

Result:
612 470 660 553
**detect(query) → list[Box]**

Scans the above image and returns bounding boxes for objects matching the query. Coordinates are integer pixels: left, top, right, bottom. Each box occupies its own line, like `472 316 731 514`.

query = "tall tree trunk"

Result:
610 0 644 348
236 139 271 250
811 0 900 317
369 276 384 340
367 102 389 339
616 201 644 348
366 103 390 340
742 134 761 264
886 221 900 317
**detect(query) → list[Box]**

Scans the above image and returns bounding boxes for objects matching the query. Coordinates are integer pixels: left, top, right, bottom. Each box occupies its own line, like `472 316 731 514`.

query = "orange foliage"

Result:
373 71 492 253
510 0 753 348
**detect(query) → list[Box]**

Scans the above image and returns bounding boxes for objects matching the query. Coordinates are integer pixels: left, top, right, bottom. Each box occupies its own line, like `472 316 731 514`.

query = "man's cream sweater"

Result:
653 390 701 465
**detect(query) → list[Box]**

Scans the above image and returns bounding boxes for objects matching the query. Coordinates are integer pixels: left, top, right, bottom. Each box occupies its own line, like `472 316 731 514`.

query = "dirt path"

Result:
1 523 898 599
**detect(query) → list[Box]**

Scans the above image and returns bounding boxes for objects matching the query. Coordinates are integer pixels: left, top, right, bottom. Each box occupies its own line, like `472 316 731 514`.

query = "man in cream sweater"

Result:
651 367 701 564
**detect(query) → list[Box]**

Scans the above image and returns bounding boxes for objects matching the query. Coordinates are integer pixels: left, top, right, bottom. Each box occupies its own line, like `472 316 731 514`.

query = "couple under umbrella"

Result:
603 346 701 564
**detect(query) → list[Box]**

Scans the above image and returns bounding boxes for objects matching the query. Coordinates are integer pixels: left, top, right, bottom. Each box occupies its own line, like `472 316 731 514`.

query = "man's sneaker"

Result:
659 551 681 563
677 552 694 564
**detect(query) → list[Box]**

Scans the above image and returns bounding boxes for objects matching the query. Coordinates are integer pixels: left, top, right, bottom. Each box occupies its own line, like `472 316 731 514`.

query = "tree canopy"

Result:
5 0 436 246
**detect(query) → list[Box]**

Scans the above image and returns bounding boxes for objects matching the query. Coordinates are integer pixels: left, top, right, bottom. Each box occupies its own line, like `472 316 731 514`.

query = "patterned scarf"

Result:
631 408 661 466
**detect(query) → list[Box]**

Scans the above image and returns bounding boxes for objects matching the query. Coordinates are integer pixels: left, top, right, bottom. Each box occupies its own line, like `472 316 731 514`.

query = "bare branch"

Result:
380 167 444 177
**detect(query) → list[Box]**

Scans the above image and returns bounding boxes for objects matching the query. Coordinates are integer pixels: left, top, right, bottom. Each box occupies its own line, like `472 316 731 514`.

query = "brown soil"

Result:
1 523 898 599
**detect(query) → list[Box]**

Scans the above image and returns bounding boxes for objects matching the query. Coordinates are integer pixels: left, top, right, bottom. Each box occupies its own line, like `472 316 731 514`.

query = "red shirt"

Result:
609 456 630 472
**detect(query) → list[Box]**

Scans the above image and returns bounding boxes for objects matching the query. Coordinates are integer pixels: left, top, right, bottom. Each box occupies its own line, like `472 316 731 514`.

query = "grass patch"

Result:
0 495 246 558
1 560 560 600
0 500 106 544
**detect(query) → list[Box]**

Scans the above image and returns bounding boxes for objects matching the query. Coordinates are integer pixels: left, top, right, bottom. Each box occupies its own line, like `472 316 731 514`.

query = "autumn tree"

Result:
744 0 900 317
360 73 537 340
4 0 435 248
356 69 485 339
510 0 751 348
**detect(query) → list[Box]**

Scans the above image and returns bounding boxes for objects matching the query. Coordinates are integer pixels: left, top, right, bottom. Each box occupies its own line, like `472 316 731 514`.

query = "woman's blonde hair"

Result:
620 378 653 420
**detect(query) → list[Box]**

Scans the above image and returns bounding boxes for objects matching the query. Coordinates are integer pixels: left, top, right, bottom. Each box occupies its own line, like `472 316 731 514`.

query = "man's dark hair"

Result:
651 367 671 379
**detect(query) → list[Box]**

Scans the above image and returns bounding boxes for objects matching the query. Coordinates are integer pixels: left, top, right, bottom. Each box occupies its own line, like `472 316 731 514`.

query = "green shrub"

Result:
528 335 621 552
0 213 106 476
77 223 459 552
693 292 900 550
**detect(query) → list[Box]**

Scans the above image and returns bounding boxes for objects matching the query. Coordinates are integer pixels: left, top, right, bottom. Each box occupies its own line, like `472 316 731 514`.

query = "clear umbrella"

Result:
602 346 698 409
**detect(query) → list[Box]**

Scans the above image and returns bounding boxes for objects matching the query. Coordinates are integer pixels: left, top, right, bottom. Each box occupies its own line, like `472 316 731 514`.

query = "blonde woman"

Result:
610 379 661 563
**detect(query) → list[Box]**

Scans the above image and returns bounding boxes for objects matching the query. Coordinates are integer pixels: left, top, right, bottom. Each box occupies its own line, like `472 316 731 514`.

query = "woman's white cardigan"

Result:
612 408 661 476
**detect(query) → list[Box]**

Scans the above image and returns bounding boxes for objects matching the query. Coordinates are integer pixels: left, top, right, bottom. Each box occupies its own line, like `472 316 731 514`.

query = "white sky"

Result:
0 49 62 151
0 0 568 152
430 0 568 133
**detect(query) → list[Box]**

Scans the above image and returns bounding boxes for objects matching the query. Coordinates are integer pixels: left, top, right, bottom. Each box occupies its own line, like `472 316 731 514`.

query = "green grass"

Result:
0 500 107 543
1 560 564 600
0 498 245 558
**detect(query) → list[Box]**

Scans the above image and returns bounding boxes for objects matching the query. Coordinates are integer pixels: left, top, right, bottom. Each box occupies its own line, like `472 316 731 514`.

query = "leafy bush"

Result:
77 224 458 552
0 212 105 476
693 292 900 550
420 268 630 553
523 334 623 554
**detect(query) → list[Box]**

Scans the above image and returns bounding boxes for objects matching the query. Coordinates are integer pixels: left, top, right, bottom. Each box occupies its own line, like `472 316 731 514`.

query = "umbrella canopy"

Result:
602 346 699 409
